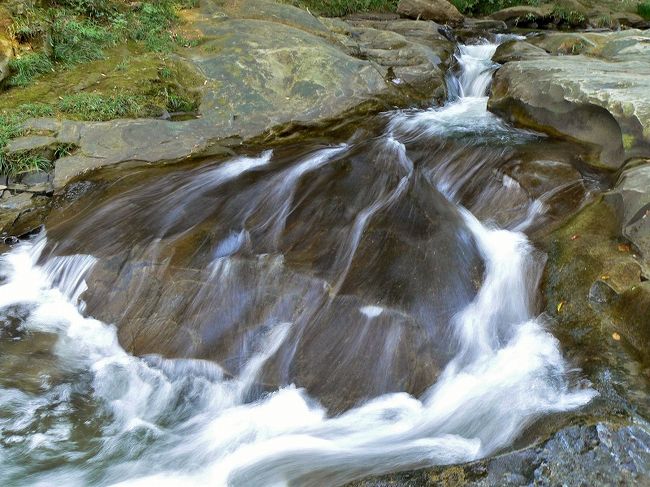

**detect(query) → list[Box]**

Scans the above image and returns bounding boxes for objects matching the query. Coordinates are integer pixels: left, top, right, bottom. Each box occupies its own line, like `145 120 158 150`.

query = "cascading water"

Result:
0 41 596 486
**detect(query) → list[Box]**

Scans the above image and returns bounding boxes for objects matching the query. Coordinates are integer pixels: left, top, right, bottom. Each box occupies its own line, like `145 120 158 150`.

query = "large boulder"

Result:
43 138 484 412
488 30 650 169
489 5 553 26
541 180 650 379
396 0 463 26
10 0 451 190
492 39 548 64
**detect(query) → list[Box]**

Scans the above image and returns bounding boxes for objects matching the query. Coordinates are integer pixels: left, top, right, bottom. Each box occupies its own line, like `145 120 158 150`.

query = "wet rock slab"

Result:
348 421 650 486
43 140 484 412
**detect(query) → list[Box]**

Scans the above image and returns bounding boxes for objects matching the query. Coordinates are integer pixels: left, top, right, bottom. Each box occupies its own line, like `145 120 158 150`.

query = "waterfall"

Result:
0 41 595 487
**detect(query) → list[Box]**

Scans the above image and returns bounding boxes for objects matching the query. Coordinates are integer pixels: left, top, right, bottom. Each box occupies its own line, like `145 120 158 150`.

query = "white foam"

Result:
360 306 383 318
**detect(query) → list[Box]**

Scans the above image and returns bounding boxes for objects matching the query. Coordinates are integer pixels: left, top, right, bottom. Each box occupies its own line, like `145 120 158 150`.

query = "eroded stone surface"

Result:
489 30 650 169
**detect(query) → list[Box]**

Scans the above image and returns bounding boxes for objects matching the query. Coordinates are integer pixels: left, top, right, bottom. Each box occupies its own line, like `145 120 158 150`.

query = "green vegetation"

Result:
0 150 53 178
57 93 150 120
285 0 399 17
450 0 539 16
51 16 117 65
2 0 197 88
0 1 204 175
639 1 650 19
0 111 51 177
551 5 586 25
6 53 54 87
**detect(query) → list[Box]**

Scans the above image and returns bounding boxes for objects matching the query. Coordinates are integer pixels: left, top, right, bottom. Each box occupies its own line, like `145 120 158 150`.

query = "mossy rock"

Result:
0 44 204 119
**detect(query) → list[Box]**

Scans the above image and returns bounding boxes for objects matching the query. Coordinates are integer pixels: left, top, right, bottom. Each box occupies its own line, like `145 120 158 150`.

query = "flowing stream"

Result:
0 42 596 486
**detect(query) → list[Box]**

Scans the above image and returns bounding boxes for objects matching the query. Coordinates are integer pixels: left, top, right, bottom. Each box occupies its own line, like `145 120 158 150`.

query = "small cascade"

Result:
0 39 595 487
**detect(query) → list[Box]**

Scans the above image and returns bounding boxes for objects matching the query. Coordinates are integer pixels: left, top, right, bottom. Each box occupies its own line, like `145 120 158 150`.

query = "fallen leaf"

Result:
618 243 631 253
570 234 580 241
600 274 610 280
612 332 621 341
557 301 565 313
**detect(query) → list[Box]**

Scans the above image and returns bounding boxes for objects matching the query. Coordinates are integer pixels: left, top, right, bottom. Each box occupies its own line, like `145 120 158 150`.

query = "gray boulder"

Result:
488 30 650 169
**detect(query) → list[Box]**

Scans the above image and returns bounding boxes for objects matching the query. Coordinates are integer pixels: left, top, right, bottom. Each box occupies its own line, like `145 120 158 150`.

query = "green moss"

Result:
622 134 635 151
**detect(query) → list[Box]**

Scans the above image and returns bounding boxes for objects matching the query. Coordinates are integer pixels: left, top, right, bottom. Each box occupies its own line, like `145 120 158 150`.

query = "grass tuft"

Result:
57 93 149 121
7 53 55 87
639 1 650 20
51 16 117 65
0 151 52 177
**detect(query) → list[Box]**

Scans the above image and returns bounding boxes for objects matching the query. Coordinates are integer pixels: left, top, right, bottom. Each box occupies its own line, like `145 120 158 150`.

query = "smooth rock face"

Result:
489 30 650 169
10 0 451 190
396 0 463 25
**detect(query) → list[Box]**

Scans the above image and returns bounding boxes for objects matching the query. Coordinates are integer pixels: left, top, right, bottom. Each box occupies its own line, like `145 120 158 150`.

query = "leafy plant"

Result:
8 7 51 43
52 0 122 20
15 103 56 118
